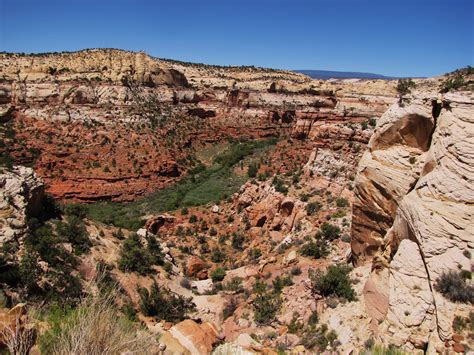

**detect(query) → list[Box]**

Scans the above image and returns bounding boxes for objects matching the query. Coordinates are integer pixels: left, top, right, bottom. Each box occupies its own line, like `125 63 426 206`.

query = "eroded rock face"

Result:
351 91 474 350
0 166 44 244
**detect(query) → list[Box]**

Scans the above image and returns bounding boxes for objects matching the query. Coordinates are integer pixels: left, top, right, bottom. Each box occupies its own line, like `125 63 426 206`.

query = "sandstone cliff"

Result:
351 89 474 350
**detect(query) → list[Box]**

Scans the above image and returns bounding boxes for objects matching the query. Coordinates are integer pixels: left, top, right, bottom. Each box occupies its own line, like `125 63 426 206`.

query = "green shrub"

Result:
435 270 474 304
211 267 226 282
189 215 198 223
181 207 189 215
224 277 243 293
396 78 416 101
231 233 245 250
247 163 259 178
301 323 338 351
249 248 262 261
56 215 91 255
441 73 465 93
272 274 294 294
335 198 349 208
117 233 163 275
317 222 341 241
211 248 226 263
253 279 281 326
310 264 355 301
138 282 196 323
306 202 322 216
222 297 239 320
300 238 330 259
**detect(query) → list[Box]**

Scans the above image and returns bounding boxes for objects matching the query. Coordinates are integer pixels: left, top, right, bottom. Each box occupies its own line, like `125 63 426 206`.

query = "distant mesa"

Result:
295 69 402 80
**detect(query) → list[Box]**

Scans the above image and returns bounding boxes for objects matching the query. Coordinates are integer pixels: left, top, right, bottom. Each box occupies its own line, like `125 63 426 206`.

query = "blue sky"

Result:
0 0 472 77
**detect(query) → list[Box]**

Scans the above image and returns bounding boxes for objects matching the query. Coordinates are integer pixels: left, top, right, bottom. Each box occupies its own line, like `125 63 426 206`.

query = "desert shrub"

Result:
39 291 156 354
189 215 197 223
288 312 303 334
231 233 245 250
23 222 82 303
247 163 259 178
224 277 243 293
56 214 91 255
300 238 330 259
180 278 192 289
222 297 239 320
117 233 163 275
138 283 195 323
272 176 288 194
301 323 338 351
181 207 189 215
291 266 302 276
272 275 294 295
211 267 226 282
368 118 377 127
211 248 226 263
249 248 262 261
317 222 341 241
309 264 355 301
335 198 349 208
435 270 474 304
253 279 281 326
306 202 322 216
396 78 416 102
441 73 465 93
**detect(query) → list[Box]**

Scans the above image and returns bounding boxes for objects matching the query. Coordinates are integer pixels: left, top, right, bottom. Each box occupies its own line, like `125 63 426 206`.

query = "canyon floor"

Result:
0 50 473 354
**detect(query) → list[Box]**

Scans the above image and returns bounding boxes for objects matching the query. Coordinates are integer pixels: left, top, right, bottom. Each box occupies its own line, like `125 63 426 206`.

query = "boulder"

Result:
186 256 208 279
159 319 217 355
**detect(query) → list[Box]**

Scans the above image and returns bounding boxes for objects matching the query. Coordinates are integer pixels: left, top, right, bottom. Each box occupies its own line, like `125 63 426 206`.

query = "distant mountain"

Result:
295 69 399 80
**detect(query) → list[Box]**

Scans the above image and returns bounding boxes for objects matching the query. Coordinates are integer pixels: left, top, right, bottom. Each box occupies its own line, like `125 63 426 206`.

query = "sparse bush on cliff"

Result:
253 279 282 326
300 238 330 259
440 73 466 93
138 282 195 323
309 264 355 301
396 78 416 104
306 202 322 216
435 270 474 304
117 233 163 275
317 222 341 241
211 267 226 282
336 198 349 208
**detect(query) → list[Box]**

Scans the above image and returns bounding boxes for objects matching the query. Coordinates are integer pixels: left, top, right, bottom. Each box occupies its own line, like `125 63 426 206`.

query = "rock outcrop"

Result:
0 166 44 244
351 91 474 350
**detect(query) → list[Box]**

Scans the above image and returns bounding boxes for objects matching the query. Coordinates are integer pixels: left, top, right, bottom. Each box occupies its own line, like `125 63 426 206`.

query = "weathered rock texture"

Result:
351 90 474 350
0 166 44 244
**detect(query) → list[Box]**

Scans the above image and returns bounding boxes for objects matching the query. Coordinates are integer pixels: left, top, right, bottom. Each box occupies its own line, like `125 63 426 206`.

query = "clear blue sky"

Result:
0 0 472 77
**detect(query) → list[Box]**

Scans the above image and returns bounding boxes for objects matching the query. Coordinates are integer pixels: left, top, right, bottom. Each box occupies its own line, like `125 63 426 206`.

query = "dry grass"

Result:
40 277 158 355
0 309 36 355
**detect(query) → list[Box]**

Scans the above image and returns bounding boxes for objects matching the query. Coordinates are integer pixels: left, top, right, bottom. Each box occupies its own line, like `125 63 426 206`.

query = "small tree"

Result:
309 264 355 301
396 78 416 104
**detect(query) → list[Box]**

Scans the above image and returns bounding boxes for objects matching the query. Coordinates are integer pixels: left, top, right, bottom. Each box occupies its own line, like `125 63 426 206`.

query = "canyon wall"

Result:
0 49 396 202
